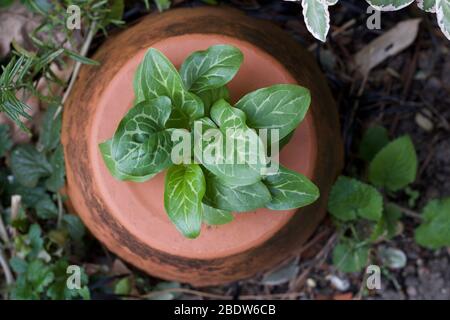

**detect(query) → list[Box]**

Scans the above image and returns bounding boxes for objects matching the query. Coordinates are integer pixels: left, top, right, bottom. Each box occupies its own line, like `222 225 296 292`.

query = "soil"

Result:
82 0 450 299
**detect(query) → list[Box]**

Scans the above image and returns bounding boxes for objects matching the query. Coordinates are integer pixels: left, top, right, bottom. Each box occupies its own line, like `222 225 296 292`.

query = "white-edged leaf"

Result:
366 0 415 10
437 0 450 40
417 0 436 12
301 0 330 42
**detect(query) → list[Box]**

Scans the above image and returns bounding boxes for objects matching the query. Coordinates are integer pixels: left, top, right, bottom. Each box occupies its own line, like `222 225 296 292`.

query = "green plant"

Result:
296 0 450 42
328 127 450 274
100 45 320 239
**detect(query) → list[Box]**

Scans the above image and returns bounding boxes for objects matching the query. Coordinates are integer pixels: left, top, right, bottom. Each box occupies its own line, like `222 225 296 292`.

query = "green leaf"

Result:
202 203 234 225
0 0 14 8
203 170 272 212
107 97 174 179
264 165 319 210
164 164 205 238
198 99 267 186
371 203 402 241
35 196 58 219
11 145 53 188
9 257 28 274
134 48 204 128
328 176 383 222
64 49 100 66
368 135 417 192
196 86 230 116
332 240 369 273
180 45 243 93
437 0 450 40
99 140 156 182
301 0 330 42
235 84 311 140
154 0 171 11
114 277 132 295
107 0 125 21
38 105 62 152
0 124 13 157
45 145 65 192
62 214 86 242
366 0 415 10
28 224 44 259
358 125 390 162
47 260 88 300
415 198 450 249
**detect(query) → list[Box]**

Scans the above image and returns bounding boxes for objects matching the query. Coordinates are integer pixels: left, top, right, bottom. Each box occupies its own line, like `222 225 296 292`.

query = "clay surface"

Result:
62 7 342 285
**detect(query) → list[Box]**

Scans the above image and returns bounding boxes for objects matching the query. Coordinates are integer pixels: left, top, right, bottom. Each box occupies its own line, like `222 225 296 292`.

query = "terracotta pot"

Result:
62 6 343 286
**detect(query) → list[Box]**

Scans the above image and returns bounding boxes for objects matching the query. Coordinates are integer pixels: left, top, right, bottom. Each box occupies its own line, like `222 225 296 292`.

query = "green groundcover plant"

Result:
100 45 320 239
328 127 450 273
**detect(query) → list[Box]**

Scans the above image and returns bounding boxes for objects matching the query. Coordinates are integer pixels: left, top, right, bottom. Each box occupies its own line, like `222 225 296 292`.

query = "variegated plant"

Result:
100 45 319 239
290 0 450 42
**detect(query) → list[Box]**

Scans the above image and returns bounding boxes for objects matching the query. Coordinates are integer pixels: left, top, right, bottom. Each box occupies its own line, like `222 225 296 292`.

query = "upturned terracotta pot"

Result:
62 6 343 286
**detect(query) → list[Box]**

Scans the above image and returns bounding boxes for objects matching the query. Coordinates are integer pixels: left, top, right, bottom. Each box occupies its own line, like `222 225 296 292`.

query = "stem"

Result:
53 21 98 120
0 249 14 286
56 193 63 228
388 203 422 220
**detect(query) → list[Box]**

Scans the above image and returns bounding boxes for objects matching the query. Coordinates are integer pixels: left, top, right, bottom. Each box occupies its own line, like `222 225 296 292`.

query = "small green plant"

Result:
328 126 450 273
100 45 320 239
297 0 450 42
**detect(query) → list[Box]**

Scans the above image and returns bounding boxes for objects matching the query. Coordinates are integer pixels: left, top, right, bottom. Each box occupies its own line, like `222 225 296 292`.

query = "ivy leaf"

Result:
358 125 390 162
135 48 204 128
11 145 53 188
328 176 383 222
47 260 89 300
62 214 86 242
198 99 266 186
35 196 58 219
235 84 311 140
202 203 234 225
180 45 243 94
366 0 415 10
164 164 205 239
264 165 319 210
45 145 65 192
368 135 417 192
28 224 44 259
196 86 230 116
203 170 272 212
417 0 437 12
437 0 450 40
332 240 370 273
38 104 61 152
301 0 330 42
0 124 12 157
415 198 450 249
107 97 174 179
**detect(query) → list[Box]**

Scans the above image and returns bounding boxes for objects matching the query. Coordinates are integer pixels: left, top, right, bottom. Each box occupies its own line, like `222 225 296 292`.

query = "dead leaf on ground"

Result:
0 2 40 58
353 19 421 77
